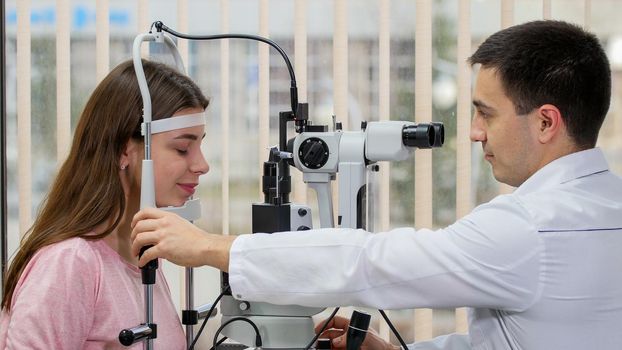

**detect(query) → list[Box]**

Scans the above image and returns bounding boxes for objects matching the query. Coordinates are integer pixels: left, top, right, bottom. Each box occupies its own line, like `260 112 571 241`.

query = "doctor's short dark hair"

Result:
469 20 611 149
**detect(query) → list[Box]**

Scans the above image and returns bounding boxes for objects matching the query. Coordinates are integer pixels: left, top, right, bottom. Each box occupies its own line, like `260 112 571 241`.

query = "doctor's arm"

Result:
130 207 235 270
132 195 541 311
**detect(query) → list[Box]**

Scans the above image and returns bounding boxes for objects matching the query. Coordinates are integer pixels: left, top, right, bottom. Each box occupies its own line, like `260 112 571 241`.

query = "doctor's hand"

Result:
130 207 236 271
315 316 400 350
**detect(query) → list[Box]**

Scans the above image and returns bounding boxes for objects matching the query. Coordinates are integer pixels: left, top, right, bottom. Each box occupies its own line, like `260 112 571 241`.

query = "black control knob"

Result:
139 246 158 285
346 311 371 350
299 137 330 169
316 338 332 349
118 329 136 346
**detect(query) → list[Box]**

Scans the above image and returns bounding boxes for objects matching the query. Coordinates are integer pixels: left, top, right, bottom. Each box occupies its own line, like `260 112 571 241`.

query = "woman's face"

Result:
151 107 209 207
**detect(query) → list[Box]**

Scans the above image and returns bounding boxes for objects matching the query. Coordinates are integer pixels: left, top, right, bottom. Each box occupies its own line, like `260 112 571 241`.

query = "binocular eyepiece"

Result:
402 122 444 149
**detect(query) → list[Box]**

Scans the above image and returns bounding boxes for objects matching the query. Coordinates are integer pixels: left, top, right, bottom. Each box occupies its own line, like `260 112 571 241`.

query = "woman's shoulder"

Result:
24 237 107 278
35 236 99 260
11 237 105 310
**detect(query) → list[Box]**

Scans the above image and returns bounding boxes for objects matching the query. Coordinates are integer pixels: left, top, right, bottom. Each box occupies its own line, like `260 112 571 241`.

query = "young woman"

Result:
0 59 209 349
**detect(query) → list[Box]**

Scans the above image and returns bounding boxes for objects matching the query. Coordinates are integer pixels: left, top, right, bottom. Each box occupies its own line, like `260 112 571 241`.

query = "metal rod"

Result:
145 284 154 350
185 267 194 347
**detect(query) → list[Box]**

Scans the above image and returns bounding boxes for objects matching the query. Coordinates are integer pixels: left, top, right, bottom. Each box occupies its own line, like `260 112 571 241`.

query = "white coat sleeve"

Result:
228 195 543 311
410 333 471 350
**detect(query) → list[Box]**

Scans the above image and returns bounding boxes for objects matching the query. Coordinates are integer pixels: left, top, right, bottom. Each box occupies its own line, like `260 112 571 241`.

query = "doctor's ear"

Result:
535 104 563 144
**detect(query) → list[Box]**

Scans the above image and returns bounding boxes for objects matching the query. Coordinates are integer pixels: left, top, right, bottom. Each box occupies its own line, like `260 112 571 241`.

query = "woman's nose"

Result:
192 153 209 175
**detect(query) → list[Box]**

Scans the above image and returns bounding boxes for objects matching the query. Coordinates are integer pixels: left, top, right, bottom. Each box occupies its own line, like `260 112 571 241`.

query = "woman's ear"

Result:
535 104 564 144
119 139 142 198
119 139 140 171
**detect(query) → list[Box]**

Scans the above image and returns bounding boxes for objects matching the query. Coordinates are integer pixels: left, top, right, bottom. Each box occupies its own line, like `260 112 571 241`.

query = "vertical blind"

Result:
16 0 31 237
455 0 471 335
221 0 231 236
414 0 434 342
293 0 308 205
56 0 70 165
378 0 391 340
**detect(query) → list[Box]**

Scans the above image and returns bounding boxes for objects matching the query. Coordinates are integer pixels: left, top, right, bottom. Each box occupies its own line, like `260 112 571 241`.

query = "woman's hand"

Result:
315 316 400 350
130 207 235 270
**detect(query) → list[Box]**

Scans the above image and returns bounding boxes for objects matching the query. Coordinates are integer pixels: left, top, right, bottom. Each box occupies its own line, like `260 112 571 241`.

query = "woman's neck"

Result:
102 195 140 266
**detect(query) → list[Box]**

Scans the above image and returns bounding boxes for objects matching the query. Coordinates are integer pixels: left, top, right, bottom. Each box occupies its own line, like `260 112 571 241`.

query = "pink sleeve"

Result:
4 239 99 349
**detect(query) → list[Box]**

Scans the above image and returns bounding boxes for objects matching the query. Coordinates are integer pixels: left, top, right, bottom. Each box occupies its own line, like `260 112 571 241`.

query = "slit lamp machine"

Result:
119 22 444 350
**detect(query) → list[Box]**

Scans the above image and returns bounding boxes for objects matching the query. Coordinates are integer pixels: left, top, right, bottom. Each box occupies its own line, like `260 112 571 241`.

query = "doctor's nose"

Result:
470 116 486 143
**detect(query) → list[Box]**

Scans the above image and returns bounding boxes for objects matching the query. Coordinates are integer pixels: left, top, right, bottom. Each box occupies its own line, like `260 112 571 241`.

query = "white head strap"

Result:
141 111 206 135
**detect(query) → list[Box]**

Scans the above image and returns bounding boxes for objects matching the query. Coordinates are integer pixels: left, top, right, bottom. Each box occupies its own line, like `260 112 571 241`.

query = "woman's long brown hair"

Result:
2 59 209 310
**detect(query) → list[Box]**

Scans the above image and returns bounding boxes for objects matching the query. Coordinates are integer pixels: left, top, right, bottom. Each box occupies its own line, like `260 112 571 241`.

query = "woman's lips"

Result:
177 183 197 196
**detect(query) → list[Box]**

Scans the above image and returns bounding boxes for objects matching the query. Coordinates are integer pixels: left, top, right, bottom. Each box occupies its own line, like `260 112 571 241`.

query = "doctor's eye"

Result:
475 109 488 119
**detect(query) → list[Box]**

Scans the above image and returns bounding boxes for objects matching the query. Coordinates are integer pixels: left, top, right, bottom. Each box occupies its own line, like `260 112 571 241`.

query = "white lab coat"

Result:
229 148 622 350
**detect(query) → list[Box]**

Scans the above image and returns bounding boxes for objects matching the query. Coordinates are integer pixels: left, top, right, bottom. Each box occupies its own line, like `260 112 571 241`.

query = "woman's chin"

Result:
155 198 188 208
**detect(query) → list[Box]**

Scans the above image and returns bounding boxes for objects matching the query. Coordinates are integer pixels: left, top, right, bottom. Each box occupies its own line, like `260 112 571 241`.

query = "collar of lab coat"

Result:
514 147 609 195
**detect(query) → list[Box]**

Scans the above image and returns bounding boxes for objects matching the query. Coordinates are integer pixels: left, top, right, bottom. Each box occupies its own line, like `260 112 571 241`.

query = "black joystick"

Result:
346 310 371 350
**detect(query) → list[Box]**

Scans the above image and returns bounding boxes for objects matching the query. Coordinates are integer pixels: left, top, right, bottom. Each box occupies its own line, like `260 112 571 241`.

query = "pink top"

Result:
0 237 186 349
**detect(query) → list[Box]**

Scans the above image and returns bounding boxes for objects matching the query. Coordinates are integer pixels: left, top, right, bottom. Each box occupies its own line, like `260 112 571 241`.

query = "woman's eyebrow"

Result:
173 133 206 141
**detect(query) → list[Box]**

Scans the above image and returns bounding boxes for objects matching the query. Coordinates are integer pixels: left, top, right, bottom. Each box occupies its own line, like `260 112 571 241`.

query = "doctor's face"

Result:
151 108 210 207
470 68 540 187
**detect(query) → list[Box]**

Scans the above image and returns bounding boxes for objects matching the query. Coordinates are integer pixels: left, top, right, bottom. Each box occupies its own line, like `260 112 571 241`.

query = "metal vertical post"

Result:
185 267 194 346
145 285 154 350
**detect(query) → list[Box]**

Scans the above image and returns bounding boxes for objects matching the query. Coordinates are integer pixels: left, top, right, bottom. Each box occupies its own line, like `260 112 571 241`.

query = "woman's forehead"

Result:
158 125 206 141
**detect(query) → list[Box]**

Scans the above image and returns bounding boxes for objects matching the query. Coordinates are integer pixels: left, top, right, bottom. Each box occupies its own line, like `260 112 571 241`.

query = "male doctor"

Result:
130 20 622 350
